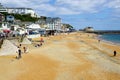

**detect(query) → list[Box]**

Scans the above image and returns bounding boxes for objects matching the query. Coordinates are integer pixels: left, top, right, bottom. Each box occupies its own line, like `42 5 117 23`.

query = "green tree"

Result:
1 12 39 22
65 24 73 29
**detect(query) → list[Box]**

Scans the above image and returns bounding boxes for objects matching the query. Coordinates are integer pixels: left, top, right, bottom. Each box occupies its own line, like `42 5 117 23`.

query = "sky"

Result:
0 0 120 30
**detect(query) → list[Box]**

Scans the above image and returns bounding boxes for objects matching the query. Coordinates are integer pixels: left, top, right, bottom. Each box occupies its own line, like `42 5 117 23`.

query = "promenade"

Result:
0 32 120 80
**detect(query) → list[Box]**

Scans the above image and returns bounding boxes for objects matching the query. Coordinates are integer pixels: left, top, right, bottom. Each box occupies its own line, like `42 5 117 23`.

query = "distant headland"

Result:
80 27 120 34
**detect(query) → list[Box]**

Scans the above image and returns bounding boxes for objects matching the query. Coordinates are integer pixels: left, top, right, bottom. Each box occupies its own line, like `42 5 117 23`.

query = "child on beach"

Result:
39 37 44 46
19 44 22 47
16 47 22 59
23 46 26 53
40 37 44 43
98 40 100 43
23 46 29 53
40 42 42 46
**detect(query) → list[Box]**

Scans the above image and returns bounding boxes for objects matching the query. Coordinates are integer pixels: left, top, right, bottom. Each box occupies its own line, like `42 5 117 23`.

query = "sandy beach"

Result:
0 32 120 80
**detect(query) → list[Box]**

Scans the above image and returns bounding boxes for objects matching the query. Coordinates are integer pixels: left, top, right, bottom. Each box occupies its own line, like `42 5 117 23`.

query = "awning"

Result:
3 29 11 33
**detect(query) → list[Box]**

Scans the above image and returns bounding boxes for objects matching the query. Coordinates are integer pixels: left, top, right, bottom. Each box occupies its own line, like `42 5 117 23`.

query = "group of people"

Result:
35 37 44 47
16 37 44 59
16 44 28 59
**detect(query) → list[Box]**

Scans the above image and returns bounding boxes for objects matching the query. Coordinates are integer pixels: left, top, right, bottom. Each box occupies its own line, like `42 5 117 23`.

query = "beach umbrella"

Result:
3 29 11 33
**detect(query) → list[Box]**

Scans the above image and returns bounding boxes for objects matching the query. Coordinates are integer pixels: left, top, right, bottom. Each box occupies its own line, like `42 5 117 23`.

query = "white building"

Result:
46 17 62 30
7 8 38 17
0 8 7 13
27 24 41 29
84 27 94 32
0 23 8 29
0 3 39 17
0 3 7 12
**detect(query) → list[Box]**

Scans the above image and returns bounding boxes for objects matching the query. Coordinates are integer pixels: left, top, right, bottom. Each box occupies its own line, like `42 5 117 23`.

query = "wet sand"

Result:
0 32 120 80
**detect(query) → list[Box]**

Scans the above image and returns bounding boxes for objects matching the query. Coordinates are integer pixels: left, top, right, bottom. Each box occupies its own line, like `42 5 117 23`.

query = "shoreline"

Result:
97 34 120 47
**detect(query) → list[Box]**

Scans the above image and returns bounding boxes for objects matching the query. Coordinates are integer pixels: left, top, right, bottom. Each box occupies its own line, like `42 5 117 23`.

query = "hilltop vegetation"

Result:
1 12 39 22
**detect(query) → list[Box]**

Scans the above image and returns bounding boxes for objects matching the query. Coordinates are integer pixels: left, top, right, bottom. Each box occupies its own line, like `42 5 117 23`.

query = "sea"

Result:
99 34 120 45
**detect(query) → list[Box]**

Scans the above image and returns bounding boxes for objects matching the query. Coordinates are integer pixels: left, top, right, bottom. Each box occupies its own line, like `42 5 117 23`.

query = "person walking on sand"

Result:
113 50 117 56
40 37 44 46
23 46 26 53
40 37 44 43
98 40 100 43
17 47 22 59
19 44 22 48
40 42 42 46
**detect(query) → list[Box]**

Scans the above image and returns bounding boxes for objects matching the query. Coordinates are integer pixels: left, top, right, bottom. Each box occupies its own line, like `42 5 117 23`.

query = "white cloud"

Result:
35 4 56 12
107 0 120 8
106 0 120 17
0 0 30 7
56 7 80 15
0 0 53 15
1 0 120 16
30 0 50 3
56 0 107 14
0 0 50 7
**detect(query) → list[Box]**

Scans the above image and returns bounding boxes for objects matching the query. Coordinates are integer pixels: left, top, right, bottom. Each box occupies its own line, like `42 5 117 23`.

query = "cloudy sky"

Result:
1 0 120 30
